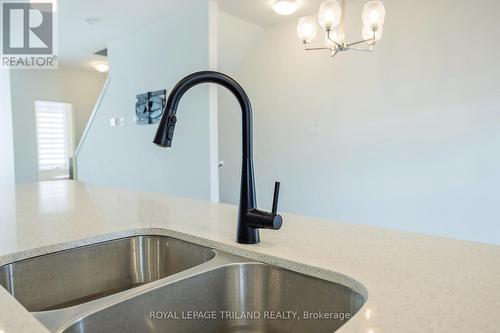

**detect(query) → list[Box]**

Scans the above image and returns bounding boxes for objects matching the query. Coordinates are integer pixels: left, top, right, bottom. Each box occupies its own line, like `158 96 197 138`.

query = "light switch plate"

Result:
305 122 321 136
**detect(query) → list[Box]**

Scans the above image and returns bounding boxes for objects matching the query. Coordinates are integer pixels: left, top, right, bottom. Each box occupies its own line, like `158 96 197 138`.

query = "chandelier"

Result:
296 0 386 57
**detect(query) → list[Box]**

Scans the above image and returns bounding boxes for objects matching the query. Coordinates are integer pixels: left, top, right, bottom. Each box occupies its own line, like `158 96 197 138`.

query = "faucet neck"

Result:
166 71 253 158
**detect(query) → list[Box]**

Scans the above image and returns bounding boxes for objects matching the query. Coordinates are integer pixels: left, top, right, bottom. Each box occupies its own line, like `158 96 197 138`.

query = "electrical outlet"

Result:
109 118 117 127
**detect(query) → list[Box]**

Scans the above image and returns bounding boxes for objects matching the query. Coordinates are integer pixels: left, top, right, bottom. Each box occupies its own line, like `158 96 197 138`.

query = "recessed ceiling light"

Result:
272 0 299 16
92 61 109 73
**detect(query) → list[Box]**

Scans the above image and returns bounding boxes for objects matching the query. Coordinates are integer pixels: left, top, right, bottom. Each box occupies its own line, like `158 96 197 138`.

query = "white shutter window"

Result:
35 101 74 181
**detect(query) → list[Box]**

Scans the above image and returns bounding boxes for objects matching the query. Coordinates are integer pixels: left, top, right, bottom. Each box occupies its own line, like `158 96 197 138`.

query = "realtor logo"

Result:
1 1 58 69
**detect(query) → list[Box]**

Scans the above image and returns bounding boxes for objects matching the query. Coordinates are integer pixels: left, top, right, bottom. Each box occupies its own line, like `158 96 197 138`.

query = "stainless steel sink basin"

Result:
58 262 364 333
0 236 216 311
0 234 366 333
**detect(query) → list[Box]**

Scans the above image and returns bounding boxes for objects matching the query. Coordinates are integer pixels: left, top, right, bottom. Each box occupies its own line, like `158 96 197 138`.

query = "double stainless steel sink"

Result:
0 235 366 333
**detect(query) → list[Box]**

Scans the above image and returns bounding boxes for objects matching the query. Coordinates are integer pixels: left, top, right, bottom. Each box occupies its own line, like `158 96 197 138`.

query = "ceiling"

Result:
57 0 338 71
216 0 327 27
57 0 187 70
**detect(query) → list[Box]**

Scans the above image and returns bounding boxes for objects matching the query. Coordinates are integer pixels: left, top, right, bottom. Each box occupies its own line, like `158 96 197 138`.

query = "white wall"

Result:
218 0 500 244
10 69 106 182
0 70 16 186
0 70 16 251
217 11 264 204
77 0 213 200
208 1 220 202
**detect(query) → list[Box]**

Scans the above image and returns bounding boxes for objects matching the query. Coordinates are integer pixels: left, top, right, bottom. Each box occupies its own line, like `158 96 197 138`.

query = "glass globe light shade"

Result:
297 16 318 43
318 0 342 30
362 1 386 29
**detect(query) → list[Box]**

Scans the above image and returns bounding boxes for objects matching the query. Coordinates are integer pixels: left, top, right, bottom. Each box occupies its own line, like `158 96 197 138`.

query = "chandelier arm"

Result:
304 46 333 51
346 38 375 48
326 30 342 49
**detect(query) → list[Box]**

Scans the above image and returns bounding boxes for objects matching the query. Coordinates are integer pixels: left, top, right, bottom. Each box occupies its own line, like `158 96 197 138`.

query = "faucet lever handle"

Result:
272 181 280 214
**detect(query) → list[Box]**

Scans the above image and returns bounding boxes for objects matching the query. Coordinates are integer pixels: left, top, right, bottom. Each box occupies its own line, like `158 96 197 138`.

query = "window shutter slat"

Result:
35 101 70 173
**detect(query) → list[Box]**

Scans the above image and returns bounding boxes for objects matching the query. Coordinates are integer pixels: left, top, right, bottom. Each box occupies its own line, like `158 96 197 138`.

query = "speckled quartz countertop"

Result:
0 181 499 333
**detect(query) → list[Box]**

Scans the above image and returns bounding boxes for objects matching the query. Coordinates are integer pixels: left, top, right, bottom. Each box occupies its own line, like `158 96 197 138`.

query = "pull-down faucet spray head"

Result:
153 109 177 148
